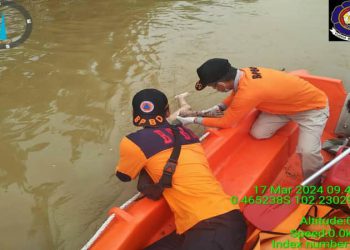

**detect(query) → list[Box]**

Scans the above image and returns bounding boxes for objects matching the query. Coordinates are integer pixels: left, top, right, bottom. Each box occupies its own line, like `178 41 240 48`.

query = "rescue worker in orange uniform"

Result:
176 58 329 185
116 88 247 250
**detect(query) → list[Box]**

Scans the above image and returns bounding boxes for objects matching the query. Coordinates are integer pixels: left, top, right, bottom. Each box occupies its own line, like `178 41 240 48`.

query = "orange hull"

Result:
85 70 347 250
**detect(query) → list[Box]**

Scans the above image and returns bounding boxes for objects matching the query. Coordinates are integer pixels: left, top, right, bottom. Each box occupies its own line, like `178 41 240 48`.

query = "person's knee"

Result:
250 127 274 139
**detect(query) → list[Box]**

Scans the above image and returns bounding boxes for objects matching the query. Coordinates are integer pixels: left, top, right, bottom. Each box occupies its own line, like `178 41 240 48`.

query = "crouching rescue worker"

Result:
115 88 247 250
176 58 329 185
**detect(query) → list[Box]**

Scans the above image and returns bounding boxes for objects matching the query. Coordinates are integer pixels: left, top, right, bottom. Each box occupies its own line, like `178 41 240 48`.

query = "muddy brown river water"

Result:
0 0 349 249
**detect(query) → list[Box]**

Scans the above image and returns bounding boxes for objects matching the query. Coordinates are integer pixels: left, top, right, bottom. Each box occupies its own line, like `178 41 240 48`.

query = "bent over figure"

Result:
177 58 329 185
116 88 247 250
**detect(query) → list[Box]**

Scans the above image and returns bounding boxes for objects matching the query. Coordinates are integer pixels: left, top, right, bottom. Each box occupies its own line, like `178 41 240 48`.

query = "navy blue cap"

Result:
195 58 237 91
132 89 169 126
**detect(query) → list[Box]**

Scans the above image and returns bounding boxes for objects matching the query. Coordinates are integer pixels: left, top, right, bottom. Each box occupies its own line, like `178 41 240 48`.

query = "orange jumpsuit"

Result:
202 67 329 184
202 67 327 128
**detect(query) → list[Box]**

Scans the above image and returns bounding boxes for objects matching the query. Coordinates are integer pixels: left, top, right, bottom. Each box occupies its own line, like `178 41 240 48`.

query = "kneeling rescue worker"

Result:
176 58 329 185
115 88 247 250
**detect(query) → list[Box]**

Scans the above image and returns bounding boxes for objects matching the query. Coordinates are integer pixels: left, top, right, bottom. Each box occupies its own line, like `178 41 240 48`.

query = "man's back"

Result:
116 125 237 234
239 67 328 114
201 67 328 128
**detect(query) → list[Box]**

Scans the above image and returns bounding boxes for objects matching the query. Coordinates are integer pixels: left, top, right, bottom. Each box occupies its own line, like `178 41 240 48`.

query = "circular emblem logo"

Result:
195 81 203 90
140 101 154 113
330 1 350 41
0 0 33 49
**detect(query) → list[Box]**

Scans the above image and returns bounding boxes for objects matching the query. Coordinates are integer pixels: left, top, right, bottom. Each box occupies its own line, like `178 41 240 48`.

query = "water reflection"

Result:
0 142 28 190
28 182 64 250
1 0 350 249
235 0 258 3
1 0 169 248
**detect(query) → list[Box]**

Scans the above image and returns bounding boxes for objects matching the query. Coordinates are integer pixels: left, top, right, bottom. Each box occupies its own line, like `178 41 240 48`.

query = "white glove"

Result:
199 104 225 117
176 116 196 125
201 104 221 114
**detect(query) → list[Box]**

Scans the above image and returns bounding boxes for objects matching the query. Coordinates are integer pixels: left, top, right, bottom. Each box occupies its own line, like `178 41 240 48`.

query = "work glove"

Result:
199 104 224 117
176 116 196 125
201 105 221 113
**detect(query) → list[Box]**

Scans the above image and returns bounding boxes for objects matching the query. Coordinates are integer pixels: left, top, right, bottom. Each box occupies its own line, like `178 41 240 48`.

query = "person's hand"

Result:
176 116 196 125
199 105 224 117
201 105 221 114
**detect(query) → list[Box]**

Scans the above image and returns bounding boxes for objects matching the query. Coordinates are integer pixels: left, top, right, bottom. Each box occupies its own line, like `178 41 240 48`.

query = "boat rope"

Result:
120 192 142 209
81 214 115 250
81 131 210 249
81 192 141 250
199 131 210 141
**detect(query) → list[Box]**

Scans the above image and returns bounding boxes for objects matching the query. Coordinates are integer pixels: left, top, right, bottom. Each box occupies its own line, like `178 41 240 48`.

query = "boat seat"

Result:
203 109 300 204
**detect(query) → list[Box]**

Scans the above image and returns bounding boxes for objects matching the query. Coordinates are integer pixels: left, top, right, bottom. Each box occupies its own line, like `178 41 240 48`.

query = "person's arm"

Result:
200 92 235 114
200 103 226 113
201 94 259 128
221 92 235 108
115 137 147 182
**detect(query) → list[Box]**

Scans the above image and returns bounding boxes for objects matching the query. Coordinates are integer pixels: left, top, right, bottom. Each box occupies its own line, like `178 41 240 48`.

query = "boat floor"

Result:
144 122 335 249
88 70 347 250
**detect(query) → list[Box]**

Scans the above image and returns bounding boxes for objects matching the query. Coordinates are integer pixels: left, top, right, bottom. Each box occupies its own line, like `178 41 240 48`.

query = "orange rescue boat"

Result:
82 70 350 250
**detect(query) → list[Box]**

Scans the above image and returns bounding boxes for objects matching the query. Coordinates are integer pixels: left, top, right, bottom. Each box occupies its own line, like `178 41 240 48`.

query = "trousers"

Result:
144 210 247 250
250 105 329 185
